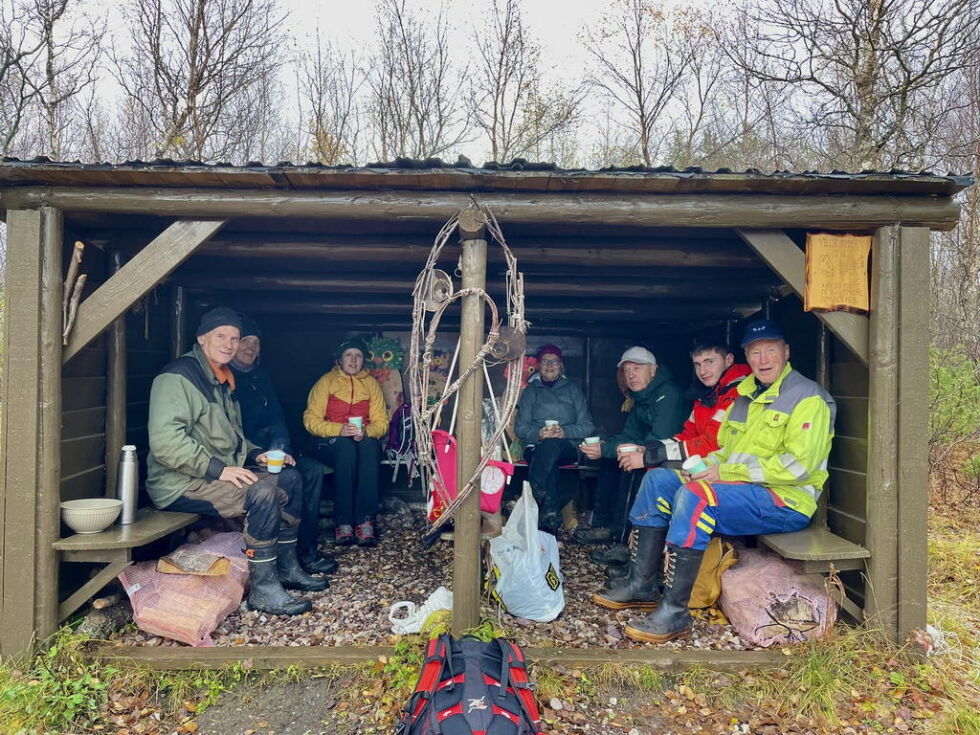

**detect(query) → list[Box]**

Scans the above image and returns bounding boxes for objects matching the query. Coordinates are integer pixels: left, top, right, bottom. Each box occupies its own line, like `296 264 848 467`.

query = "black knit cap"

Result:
335 337 368 361
196 307 243 337
240 316 262 340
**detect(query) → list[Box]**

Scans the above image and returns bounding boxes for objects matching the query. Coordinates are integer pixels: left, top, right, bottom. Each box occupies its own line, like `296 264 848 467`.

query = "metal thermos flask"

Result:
117 445 139 525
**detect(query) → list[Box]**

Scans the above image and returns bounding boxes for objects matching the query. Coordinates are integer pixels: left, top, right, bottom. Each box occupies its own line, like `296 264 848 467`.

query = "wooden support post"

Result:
813 324 830 527
866 225 900 639
896 227 930 636
735 229 870 363
105 251 127 499
0 207 63 658
170 285 187 359
63 219 226 362
452 209 487 636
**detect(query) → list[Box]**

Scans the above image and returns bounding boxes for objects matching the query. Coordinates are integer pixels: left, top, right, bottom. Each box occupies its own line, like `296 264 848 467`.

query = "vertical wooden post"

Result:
813 323 830 527
896 227 930 636
452 209 487 635
105 251 127 498
866 225 900 639
170 285 187 359
0 207 63 658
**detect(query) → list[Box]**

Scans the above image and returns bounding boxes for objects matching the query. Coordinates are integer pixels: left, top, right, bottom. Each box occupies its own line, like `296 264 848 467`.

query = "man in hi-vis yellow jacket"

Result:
593 319 836 643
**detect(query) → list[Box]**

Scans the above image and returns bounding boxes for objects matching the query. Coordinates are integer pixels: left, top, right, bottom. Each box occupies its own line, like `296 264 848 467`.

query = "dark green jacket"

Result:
147 345 259 508
515 374 595 448
601 364 689 458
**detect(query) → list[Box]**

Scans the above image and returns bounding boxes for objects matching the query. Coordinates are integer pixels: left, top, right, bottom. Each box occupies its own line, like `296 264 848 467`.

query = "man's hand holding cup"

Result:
579 435 602 460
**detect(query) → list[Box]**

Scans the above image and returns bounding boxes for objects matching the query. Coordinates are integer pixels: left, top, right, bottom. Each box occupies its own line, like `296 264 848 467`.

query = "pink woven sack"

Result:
719 546 837 647
118 532 249 647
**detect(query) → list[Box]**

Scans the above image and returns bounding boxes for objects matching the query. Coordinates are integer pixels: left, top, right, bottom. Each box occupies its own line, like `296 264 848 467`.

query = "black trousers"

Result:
310 436 381 527
295 456 326 564
524 438 578 519
167 467 304 546
589 459 646 544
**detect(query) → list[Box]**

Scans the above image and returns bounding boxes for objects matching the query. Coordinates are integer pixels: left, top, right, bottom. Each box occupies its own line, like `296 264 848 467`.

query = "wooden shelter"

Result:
0 159 970 665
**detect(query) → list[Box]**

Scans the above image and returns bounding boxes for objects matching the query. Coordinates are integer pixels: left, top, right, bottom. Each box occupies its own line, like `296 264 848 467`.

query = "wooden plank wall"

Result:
60 247 108 502
125 288 173 502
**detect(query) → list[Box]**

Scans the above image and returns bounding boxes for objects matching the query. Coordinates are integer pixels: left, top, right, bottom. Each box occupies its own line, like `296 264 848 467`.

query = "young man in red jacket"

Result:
595 341 751 568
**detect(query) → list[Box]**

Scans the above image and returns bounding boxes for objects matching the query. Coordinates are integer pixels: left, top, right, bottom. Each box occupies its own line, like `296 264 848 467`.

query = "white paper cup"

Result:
583 436 600 445
617 443 641 455
682 455 708 475
266 449 286 474
544 420 559 428
348 416 363 430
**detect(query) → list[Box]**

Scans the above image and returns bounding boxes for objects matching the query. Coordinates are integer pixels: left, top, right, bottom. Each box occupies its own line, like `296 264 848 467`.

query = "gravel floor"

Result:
113 505 750 651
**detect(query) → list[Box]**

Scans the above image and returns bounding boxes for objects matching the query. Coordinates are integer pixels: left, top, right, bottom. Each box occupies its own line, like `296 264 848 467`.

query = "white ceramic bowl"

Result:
60 498 123 534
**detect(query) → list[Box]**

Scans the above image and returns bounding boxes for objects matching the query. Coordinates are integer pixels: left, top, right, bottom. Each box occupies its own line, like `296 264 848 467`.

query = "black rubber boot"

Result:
277 526 329 592
624 545 704 643
246 544 313 616
301 554 339 575
592 526 668 611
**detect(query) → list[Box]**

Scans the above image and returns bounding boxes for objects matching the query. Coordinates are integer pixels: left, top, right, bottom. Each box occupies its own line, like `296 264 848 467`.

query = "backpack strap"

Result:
495 638 544 734
402 634 453 725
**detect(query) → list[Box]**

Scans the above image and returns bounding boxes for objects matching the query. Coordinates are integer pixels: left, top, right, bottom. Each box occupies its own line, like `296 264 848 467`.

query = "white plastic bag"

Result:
389 586 453 635
488 482 565 622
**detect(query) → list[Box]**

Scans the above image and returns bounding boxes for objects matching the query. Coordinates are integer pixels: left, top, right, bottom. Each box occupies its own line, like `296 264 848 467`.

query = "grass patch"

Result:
929 510 980 610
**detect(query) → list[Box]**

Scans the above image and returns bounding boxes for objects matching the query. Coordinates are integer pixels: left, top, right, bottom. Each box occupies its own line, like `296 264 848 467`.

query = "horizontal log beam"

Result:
89 643 786 670
63 219 227 362
735 228 870 363
1 186 960 229
174 272 773 300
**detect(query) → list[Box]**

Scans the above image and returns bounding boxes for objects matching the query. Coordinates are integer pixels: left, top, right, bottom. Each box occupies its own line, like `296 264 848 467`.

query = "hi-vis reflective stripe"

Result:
778 453 810 481
712 409 727 421
699 512 716 528
697 521 713 533
697 480 718 506
657 496 672 514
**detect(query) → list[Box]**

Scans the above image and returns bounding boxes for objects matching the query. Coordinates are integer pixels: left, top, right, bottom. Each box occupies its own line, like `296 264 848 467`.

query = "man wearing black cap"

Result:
230 317 337 576
592 320 836 644
147 307 327 617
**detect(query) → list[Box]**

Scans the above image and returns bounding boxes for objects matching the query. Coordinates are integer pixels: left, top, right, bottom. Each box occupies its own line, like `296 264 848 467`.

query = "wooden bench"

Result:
758 524 869 619
53 508 199 621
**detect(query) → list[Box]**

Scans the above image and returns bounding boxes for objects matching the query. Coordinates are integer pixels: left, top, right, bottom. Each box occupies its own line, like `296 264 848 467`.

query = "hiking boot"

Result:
301 553 338 575
592 526 668 611
355 519 378 547
590 543 630 565
605 561 630 581
624 545 704 643
335 524 354 546
246 543 312 616
277 526 329 592
572 525 612 545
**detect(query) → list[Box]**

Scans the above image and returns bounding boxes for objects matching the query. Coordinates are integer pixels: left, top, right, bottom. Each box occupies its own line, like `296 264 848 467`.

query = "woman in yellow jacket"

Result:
304 338 389 547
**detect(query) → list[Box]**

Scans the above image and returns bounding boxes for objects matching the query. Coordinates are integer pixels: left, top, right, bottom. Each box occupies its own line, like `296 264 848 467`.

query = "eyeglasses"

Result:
539 359 561 366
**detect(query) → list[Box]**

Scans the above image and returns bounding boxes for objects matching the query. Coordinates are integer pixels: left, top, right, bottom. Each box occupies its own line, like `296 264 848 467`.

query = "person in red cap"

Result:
514 345 595 533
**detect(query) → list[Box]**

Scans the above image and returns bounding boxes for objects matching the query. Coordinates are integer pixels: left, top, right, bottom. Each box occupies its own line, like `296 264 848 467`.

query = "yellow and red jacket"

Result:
675 363 752 458
303 365 389 439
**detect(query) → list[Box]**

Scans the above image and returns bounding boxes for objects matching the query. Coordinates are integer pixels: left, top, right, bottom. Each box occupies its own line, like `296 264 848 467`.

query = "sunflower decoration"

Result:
366 336 406 415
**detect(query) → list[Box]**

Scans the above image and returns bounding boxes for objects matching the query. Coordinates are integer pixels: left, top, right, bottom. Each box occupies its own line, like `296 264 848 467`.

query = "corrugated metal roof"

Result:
0 156 972 197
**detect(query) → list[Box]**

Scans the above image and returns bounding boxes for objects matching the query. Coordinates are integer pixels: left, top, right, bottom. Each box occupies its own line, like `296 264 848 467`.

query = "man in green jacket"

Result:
593 320 836 644
576 346 688 547
147 307 326 617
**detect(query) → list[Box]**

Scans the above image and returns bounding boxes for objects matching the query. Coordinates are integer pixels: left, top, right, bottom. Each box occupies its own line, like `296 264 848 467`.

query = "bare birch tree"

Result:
469 0 581 163
730 0 979 171
583 0 697 167
368 0 469 160
114 0 286 162
299 38 363 165
1 0 53 155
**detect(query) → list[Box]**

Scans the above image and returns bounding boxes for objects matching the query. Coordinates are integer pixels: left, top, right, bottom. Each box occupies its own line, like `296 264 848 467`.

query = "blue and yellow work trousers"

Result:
629 468 810 550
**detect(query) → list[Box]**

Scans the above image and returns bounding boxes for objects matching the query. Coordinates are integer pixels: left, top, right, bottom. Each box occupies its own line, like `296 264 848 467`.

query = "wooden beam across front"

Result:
735 229 870 363
63 219 227 363
90 644 787 671
0 186 961 229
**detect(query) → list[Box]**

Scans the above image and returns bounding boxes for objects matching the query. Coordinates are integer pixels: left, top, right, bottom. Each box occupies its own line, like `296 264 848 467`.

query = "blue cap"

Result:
740 319 785 348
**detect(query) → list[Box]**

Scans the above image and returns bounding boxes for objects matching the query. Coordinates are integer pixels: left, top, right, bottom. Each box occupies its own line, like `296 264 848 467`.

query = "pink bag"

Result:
427 429 511 522
719 547 837 647
118 532 249 647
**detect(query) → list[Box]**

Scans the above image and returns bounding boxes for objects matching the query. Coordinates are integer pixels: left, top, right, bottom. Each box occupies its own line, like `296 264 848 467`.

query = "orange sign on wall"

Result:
804 233 872 315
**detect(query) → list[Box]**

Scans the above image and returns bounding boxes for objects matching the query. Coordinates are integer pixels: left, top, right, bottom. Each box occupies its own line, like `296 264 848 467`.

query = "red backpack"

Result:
397 634 544 735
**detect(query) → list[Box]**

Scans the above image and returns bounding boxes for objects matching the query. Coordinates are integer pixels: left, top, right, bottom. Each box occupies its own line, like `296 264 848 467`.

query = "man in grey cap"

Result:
575 346 688 551
147 306 327 617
